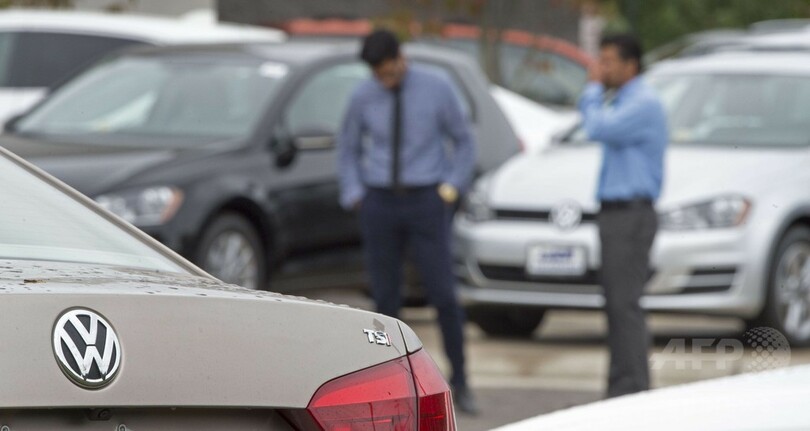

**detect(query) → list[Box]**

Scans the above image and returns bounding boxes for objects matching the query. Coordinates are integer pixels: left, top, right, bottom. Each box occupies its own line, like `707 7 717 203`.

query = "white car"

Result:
494 365 810 431
455 51 810 346
0 9 284 126
490 85 579 153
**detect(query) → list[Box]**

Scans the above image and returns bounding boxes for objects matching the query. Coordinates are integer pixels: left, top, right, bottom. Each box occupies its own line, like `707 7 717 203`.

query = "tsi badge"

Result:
363 329 392 347
53 308 121 389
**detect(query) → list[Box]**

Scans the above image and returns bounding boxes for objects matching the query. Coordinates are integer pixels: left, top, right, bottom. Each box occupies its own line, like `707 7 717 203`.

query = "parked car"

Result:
279 18 591 106
642 29 747 65
490 85 579 153
0 144 454 430
2 40 519 291
455 51 810 346
0 9 284 126
495 365 810 430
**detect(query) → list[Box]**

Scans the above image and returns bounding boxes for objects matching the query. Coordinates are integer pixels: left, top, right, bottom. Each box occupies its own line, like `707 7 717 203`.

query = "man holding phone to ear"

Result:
337 29 478 414
579 33 668 398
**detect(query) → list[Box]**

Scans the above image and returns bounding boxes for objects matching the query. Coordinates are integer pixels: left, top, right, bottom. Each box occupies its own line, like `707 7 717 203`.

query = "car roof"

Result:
733 29 810 51
0 9 285 44
123 39 479 68
650 50 810 76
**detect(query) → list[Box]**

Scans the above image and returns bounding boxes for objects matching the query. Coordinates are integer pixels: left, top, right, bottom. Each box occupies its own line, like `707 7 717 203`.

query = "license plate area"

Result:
526 244 587 277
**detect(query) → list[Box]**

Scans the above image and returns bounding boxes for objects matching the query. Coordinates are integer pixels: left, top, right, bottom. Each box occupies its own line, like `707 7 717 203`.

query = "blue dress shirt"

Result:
337 65 477 209
578 77 668 202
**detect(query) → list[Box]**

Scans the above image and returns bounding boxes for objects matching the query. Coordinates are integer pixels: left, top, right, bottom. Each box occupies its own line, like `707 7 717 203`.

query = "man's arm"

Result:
336 92 366 210
578 82 655 147
439 83 477 194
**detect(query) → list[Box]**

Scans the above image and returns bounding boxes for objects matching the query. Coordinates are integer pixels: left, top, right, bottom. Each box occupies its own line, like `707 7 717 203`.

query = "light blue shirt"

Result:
578 77 668 202
337 65 477 209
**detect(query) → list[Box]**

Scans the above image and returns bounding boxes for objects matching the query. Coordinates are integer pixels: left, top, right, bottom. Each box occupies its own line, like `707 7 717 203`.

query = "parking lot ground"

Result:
305 287 810 430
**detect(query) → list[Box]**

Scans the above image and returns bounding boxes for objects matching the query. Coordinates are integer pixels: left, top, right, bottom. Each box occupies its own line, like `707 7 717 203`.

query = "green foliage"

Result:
612 0 810 50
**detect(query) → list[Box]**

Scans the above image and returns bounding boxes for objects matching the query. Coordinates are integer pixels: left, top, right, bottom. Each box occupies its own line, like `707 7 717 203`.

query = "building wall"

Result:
217 0 580 43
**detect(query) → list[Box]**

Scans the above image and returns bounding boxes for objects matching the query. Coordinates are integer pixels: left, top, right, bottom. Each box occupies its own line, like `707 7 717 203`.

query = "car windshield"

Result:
0 150 191 274
16 55 287 142
566 73 810 147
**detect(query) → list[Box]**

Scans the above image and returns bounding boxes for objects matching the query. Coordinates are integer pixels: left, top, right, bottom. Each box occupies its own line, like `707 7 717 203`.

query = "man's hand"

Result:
438 183 459 204
352 199 363 211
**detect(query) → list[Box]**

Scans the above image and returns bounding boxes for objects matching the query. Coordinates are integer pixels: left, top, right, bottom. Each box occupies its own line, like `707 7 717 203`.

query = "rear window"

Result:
0 31 145 88
0 151 189 273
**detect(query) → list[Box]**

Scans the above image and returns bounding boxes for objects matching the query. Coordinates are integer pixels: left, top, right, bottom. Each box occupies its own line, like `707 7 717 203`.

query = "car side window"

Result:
2 32 145 88
285 62 370 136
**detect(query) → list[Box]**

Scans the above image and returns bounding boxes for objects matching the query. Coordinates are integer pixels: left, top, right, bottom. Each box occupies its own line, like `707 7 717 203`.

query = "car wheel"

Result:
467 305 545 338
756 226 810 347
196 213 266 290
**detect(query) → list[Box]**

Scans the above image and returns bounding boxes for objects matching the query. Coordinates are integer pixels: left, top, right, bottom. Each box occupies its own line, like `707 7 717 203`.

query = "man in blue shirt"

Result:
337 30 478 413
579 33 668 398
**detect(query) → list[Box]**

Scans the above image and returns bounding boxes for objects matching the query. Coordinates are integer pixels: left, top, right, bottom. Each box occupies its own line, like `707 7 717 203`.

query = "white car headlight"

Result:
463 178 493 223
660 195 751 231
95 186 184 227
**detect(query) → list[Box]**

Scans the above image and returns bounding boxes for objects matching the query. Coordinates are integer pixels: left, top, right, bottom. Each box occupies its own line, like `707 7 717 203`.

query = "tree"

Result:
377 0 554 85
609 0 810 50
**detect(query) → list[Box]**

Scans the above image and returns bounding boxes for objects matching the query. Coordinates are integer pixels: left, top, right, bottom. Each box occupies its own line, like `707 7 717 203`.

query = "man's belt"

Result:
368 184 438 195
600 198 653 210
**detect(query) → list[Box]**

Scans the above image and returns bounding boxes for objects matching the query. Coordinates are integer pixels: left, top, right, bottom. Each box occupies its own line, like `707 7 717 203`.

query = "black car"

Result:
2 41 519 291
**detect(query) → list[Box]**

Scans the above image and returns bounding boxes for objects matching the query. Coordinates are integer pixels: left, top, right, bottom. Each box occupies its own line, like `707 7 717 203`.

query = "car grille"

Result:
477 264 734 295
478 264 600 285
679 266 737 294
494 208 598 223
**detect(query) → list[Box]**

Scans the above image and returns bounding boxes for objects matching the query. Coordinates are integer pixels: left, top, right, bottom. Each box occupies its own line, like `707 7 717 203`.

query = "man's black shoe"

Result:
452 385 480 415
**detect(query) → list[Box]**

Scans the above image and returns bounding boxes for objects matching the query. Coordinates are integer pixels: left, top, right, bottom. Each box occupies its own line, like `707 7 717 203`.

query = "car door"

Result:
271 60 370 252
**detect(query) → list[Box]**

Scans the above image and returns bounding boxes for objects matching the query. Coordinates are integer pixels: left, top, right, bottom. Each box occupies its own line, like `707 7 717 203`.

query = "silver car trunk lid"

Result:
0 259 408 409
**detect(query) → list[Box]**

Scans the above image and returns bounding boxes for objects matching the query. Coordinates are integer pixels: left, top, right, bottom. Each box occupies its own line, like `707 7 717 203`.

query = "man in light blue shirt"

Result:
579 33 668 398
337 29 478 414
337 47 476 210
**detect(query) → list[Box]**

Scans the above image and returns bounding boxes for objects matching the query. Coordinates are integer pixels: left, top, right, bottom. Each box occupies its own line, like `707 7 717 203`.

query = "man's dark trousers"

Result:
360 186 467 389
598 200 657 398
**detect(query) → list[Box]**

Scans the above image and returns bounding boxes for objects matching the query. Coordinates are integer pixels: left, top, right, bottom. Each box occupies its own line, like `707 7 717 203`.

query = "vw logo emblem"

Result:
53 308 121 389
550 201 582 231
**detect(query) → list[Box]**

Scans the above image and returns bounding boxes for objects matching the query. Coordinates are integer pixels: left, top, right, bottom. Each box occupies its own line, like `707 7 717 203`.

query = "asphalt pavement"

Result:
304 287 810 431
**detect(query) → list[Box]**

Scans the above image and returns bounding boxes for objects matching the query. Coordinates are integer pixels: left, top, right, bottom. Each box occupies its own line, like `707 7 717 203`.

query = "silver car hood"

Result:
488 144 810 211
0 260 413 408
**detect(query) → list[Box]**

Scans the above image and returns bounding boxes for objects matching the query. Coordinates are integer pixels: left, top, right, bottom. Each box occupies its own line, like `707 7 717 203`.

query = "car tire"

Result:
753 226 810 347
467 305 545 338
196 213 267 291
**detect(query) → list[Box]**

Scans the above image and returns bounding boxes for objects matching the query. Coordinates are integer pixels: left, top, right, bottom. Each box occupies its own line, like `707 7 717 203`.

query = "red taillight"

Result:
292 350 456 431
409 350 456 431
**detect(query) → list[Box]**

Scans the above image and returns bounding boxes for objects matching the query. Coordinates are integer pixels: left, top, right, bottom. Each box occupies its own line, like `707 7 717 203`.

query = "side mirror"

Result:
3 113 24 134
551 118 583 146
271 128 298 168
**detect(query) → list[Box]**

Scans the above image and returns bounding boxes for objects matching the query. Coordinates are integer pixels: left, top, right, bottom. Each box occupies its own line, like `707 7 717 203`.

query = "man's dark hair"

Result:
360 29 400 67
600 33 643 72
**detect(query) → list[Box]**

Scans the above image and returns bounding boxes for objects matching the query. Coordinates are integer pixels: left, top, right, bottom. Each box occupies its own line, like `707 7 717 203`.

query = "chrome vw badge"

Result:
53 308 121 389
550 201 582 231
